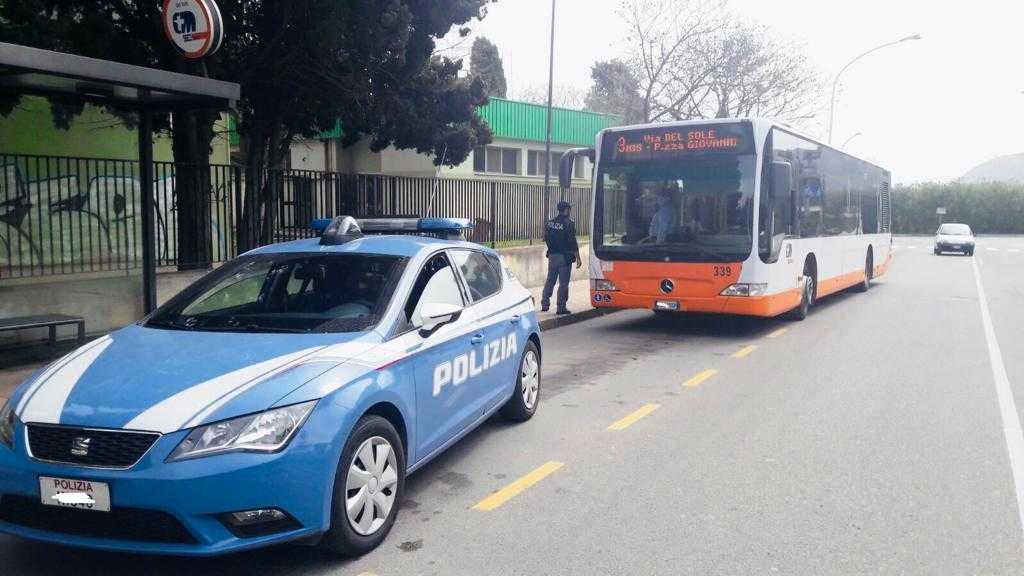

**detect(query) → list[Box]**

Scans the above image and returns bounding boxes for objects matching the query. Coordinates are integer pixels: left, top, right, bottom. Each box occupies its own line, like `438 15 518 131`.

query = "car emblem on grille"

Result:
70 436 92 457
660 279 675 294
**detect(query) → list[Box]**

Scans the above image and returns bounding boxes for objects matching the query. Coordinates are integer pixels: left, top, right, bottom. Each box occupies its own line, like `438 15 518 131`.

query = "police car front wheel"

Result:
321 415 406 556
500 341 541 422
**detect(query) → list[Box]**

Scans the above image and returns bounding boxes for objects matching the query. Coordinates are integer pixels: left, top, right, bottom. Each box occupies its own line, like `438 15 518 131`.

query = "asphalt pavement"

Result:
4 236 1024 575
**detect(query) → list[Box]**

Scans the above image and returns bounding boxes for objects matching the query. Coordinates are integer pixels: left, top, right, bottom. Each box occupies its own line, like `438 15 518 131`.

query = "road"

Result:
4 235 1024 575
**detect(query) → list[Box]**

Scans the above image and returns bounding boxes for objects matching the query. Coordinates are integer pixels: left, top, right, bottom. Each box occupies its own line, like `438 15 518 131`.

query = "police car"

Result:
0 216 541 556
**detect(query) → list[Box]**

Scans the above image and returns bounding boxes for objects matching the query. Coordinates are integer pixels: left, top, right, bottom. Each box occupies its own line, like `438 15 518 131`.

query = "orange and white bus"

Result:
559 118 892 320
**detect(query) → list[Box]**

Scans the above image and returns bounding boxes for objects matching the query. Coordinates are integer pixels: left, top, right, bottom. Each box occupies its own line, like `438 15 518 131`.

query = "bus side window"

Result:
771 161 794 237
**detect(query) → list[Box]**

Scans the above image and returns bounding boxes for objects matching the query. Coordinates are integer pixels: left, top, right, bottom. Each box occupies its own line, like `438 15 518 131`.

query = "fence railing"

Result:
1 153 592 279
0 154 237 278
267 171 593 247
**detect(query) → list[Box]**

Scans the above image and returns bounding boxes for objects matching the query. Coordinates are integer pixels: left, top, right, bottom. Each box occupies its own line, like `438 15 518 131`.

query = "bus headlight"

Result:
592 279 618 291
721 283 768 297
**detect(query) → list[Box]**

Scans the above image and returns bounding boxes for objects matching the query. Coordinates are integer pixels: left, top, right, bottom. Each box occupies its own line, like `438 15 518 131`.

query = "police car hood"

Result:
12 324 381 433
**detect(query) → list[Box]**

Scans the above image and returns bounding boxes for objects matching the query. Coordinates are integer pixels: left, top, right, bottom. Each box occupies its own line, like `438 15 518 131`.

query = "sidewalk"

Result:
529 278 613 330
0 365 35 404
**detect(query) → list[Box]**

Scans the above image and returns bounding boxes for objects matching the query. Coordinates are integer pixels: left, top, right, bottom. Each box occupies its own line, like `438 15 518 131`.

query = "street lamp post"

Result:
828 34 921 144
841 131 863 149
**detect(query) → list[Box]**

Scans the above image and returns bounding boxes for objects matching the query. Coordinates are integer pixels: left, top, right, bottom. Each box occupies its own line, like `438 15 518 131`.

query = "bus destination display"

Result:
603 123 752 162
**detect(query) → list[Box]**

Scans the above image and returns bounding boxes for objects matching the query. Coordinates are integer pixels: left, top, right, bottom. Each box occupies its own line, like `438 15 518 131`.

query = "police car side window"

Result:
450 250 503 303
402 253 465 331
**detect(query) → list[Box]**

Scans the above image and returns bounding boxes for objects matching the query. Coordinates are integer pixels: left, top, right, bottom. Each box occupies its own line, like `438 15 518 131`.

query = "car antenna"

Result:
424 144 448 218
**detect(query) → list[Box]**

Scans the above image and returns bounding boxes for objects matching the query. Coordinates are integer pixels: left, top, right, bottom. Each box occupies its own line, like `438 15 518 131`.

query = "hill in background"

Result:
961 152 1024 183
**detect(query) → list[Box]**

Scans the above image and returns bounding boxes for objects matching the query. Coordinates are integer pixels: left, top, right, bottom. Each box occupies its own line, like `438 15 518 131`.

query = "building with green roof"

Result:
288 98 621 182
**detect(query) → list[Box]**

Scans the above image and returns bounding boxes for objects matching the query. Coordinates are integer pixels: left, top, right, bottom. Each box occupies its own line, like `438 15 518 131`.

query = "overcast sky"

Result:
452 0 1024 184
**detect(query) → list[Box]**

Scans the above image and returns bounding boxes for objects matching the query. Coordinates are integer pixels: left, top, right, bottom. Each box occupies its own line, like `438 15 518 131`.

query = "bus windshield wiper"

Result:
690 242 731 260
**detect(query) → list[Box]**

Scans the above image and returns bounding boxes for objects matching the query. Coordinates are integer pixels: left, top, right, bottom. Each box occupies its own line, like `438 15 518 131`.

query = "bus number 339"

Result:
713 266 733 277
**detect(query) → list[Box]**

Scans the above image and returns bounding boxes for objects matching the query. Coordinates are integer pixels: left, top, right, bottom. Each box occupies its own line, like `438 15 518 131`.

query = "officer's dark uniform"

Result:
541 201 579 314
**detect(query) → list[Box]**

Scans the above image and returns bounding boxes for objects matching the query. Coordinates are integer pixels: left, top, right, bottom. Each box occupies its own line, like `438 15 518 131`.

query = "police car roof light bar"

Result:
313 216 363 245
312 216 473 243
360 217 473 240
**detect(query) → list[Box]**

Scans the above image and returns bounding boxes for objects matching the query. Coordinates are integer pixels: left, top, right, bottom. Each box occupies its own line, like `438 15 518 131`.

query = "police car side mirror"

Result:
419 302 463 335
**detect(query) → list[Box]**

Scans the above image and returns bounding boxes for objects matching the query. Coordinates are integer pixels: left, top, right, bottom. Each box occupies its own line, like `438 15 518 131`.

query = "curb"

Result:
538 307 618 331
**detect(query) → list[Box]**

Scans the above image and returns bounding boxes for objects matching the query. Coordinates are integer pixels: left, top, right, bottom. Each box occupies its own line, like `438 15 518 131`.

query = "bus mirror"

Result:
772 161 793 199
559 147 595 189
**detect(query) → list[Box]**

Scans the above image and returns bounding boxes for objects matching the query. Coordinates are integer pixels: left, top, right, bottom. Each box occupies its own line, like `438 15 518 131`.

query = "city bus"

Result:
558 118 892 320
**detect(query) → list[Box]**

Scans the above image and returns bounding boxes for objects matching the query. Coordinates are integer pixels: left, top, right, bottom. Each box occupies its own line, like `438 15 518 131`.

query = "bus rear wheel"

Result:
853 251 873 292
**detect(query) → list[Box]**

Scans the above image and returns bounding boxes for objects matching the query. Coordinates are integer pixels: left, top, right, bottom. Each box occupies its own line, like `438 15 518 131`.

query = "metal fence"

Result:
1 152 593 279
268 171 593 246
0 154 237 278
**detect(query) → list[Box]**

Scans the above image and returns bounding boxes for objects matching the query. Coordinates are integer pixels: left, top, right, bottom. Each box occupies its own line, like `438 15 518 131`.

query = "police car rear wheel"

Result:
500 341 541 421
321 415 405 556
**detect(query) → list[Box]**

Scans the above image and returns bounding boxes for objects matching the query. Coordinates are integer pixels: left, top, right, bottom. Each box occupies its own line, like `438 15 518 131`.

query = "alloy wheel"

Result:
345 436 399 536
521 350 540 410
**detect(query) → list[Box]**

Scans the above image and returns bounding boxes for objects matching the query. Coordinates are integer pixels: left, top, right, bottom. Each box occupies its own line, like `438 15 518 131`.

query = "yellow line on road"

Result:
732 345 758 358
607 403 661 431
766 328 787 339
683 369 718 388
472 461 565 511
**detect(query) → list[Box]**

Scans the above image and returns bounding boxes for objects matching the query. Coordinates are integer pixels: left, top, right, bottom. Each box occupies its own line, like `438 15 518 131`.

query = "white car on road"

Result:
934 223 975 256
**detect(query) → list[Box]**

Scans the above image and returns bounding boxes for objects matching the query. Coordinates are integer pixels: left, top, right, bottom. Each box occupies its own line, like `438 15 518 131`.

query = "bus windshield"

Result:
595 154 756 262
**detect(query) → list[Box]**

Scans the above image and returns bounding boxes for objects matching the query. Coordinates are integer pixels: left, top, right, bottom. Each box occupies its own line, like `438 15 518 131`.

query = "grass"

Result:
489 236 589 250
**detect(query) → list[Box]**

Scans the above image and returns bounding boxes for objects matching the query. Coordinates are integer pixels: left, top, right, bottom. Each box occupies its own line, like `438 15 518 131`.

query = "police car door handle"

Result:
470 333 485 345
510 315 521 324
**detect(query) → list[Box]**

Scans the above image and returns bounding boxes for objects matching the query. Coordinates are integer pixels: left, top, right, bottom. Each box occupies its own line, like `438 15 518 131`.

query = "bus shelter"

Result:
0 42 239 313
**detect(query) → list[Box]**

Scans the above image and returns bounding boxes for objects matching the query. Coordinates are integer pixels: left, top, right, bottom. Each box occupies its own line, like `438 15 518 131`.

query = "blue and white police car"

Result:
0 216 541 556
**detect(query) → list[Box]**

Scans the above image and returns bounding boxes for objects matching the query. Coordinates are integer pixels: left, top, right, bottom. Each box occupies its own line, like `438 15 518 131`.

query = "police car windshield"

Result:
146 253 404 334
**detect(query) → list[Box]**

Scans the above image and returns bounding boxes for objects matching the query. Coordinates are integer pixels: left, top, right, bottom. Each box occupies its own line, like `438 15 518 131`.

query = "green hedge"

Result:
893 182 1024 234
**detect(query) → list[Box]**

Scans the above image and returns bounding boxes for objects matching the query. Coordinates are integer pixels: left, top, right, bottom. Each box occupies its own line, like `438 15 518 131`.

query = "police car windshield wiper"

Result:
145 318 196 331
201 321 311 334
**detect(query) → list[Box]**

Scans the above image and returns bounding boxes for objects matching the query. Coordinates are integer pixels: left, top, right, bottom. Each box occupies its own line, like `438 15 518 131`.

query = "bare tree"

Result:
702 23 820 122
512 84 588 110
619 0 726 122
617 0 821 125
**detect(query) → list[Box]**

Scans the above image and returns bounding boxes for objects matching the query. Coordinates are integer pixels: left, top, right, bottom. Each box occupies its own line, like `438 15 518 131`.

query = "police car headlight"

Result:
0 400 15 449
167 401 317 462
720 283 768 297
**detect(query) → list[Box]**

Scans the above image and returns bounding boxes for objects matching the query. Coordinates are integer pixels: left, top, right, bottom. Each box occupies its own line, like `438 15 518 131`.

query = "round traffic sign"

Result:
162 0 224 60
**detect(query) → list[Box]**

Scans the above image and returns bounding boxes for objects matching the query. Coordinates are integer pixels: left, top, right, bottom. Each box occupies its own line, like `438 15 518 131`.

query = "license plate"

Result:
39 476 111 512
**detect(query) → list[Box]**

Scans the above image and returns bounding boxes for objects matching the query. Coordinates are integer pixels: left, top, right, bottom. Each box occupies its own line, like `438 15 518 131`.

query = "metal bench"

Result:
0 314 85 346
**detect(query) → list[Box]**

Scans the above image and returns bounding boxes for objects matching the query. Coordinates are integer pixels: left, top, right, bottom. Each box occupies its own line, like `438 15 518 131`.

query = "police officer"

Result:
541 200 581 314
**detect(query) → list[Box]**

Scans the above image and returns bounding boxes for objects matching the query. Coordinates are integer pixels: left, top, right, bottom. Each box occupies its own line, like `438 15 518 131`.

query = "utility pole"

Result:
543 0 557 215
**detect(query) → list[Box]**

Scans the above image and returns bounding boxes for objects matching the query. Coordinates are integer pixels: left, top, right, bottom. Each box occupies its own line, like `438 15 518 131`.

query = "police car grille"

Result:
0 495 196 544
27 425 159 468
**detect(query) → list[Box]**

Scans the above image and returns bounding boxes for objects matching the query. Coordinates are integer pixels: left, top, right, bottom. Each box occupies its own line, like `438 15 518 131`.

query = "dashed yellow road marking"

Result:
767 328 787 339
472 461 565 511
683 369 719 388
607 403 661 431
732 345 758 358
